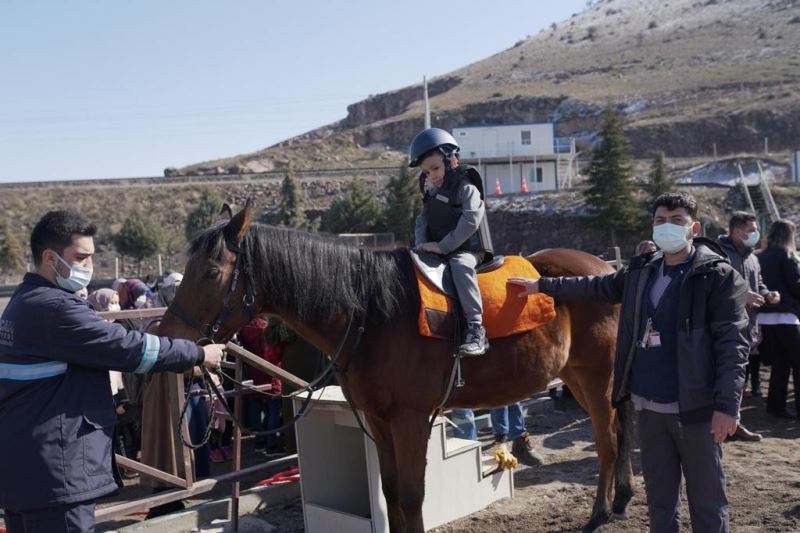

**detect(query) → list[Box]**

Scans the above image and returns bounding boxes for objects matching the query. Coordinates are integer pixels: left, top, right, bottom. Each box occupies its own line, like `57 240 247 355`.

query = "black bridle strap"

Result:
172 242 374 446
167 237 257 343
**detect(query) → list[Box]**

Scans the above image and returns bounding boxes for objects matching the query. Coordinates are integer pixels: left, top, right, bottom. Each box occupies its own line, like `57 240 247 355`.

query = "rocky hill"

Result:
181 0 800 174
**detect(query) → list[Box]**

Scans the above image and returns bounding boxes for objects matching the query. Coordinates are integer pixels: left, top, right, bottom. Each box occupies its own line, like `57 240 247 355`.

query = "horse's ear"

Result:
220 203 234 220
224 199 253 244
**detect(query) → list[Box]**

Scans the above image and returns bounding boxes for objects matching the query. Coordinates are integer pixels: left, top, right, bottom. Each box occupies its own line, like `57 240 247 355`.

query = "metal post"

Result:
157 255 163 277
713 143 717 159
115 257 119 279
508 142 513 193
231 357 243 532
764 137 769 155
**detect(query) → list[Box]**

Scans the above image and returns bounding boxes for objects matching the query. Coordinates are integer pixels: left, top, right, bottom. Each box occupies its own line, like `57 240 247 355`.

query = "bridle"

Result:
167 237 258 344
166 237 375 447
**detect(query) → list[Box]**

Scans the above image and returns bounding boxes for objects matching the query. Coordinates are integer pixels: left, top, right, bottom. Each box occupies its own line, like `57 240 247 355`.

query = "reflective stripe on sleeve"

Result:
0 361 68 381
134 333 160 374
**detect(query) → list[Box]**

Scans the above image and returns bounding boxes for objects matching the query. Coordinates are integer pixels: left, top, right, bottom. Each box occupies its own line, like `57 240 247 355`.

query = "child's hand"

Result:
116 405 126 416
419 242 443 254
507 277 539 298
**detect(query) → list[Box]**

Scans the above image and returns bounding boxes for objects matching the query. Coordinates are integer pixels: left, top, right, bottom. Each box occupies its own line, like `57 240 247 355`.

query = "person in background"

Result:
87 288 121 314
449 404 543 466
717 211 779 442
87 288 129 486
757 219 800 419
239 317 285 454
156 272 183 308
120 278 152 310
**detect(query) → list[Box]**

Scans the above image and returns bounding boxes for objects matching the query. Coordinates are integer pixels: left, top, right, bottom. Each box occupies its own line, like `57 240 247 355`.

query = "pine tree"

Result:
382 163 422 244
185 190 222 241
278 165 312 229
584 107 642 244
115 209 164 276
322 180 383 234
648 151 672 201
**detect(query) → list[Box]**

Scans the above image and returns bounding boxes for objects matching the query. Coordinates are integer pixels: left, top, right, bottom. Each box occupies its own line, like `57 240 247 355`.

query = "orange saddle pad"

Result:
416 255 557 340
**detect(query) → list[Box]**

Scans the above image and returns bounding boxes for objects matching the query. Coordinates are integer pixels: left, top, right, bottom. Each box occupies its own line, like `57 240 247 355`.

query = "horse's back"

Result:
527 248 615 278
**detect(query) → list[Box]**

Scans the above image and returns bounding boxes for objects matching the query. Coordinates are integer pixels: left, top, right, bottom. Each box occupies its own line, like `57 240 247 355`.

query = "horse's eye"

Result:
206 269 221 280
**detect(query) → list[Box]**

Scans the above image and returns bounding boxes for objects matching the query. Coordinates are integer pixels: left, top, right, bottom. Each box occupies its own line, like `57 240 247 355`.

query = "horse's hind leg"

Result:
611 398 634 516
559 366 615 532
367 414 405 532
390 409 430 533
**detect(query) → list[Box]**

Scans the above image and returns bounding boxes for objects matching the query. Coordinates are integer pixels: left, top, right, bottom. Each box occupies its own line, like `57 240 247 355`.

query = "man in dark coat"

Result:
510 192 749 533
717 211 780 441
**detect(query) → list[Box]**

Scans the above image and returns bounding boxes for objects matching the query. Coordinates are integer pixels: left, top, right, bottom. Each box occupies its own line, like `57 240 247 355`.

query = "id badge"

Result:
647 330 662 348
435 193 449 203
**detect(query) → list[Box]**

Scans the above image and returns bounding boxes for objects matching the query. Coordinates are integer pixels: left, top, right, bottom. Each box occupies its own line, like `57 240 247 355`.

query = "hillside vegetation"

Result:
181 0 800 174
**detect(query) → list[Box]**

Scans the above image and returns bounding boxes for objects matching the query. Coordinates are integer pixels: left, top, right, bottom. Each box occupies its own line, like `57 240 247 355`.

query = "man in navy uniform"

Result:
0 211 226 533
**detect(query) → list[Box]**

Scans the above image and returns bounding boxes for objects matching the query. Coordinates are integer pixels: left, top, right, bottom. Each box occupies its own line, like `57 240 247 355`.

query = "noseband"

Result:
167 238 258 343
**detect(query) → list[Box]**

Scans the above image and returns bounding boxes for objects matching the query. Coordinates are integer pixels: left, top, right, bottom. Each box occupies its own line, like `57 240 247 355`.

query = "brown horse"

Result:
158 205 633 533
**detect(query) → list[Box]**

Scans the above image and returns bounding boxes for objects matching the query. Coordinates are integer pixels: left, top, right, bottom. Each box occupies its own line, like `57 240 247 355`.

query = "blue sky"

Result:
0 1 586 182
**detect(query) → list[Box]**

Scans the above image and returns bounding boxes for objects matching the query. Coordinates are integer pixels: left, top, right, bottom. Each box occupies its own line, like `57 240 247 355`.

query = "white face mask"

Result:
52 253 93 292
107 303 121 312
652 222 692 254
743 230 760 248
134 295 148 309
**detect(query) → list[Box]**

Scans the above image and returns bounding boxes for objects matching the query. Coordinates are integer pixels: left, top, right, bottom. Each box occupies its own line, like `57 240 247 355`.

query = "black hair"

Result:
728 211 757 234
30 211 97 266
189 223 415 325
652 192 698 219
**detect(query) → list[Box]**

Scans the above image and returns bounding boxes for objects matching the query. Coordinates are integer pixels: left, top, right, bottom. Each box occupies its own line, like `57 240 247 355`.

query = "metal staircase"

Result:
737 163 780 230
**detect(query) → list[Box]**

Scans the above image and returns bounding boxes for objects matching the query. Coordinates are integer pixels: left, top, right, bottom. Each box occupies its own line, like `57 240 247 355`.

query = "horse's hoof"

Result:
583 508 611 533
612 486 633 515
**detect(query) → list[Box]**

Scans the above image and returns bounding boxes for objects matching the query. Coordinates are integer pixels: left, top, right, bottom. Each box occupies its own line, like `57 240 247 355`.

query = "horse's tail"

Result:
612 398 635 515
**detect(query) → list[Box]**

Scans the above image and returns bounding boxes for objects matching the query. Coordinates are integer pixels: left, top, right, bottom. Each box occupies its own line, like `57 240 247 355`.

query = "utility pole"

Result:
423 76 431 129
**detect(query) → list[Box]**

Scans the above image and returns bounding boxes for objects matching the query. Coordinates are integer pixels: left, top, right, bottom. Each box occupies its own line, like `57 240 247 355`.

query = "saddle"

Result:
410 250 556 340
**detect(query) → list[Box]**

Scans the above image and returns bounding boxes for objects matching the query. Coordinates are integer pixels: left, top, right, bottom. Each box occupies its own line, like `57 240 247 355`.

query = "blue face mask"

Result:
743 230 760 248
52 253 93 293
652 222 692 254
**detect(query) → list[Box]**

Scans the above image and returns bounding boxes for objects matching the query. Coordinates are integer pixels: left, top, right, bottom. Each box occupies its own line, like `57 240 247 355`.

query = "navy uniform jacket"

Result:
0 273 202 511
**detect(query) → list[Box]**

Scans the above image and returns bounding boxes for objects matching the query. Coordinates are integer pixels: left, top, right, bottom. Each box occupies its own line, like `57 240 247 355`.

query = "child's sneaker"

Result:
210 449 225 463
460 323 489 357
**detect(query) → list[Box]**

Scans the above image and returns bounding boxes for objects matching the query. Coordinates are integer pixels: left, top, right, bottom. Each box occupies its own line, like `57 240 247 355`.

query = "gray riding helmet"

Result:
408 128 460 167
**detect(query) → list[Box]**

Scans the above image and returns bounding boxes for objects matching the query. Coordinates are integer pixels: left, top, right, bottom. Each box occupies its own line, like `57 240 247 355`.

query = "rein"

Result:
167 238 373 448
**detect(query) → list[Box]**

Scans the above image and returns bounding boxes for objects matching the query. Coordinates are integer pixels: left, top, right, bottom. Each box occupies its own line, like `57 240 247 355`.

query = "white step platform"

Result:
293 386 513 533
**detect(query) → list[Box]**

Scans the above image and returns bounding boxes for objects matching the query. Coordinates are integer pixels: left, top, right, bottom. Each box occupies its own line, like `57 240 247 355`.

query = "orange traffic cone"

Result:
520 174 529 193
494 176 502 195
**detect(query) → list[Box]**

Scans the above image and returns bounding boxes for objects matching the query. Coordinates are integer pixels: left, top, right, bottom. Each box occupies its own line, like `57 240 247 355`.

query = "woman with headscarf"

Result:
120 279 153 310
87 288 121 314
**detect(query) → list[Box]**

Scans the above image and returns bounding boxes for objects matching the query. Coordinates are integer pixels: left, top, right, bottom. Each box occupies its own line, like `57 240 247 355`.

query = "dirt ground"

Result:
256 368 800 533
3 369 799 533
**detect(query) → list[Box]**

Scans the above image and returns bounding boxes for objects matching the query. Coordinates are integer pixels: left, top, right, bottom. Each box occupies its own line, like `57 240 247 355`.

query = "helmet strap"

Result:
438 146 459 172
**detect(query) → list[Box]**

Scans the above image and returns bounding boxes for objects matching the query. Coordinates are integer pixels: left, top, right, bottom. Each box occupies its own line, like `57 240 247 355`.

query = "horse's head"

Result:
158 201 259 343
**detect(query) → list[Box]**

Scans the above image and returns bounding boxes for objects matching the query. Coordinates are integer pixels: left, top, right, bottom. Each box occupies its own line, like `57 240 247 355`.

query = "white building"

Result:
452 123 577 194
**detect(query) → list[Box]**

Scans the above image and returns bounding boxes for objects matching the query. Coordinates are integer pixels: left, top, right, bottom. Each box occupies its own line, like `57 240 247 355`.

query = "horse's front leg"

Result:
367 414 405 532
390 409 430 533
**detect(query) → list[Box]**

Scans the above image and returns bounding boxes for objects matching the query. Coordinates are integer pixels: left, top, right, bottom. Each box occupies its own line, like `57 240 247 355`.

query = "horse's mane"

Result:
190 223 415 325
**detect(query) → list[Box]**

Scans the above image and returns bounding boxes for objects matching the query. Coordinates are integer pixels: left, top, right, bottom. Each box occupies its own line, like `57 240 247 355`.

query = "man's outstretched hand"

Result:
508 277 540 298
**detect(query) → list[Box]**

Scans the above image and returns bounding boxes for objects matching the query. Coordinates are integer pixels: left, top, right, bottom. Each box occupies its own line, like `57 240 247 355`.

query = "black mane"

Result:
190 224 415 324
